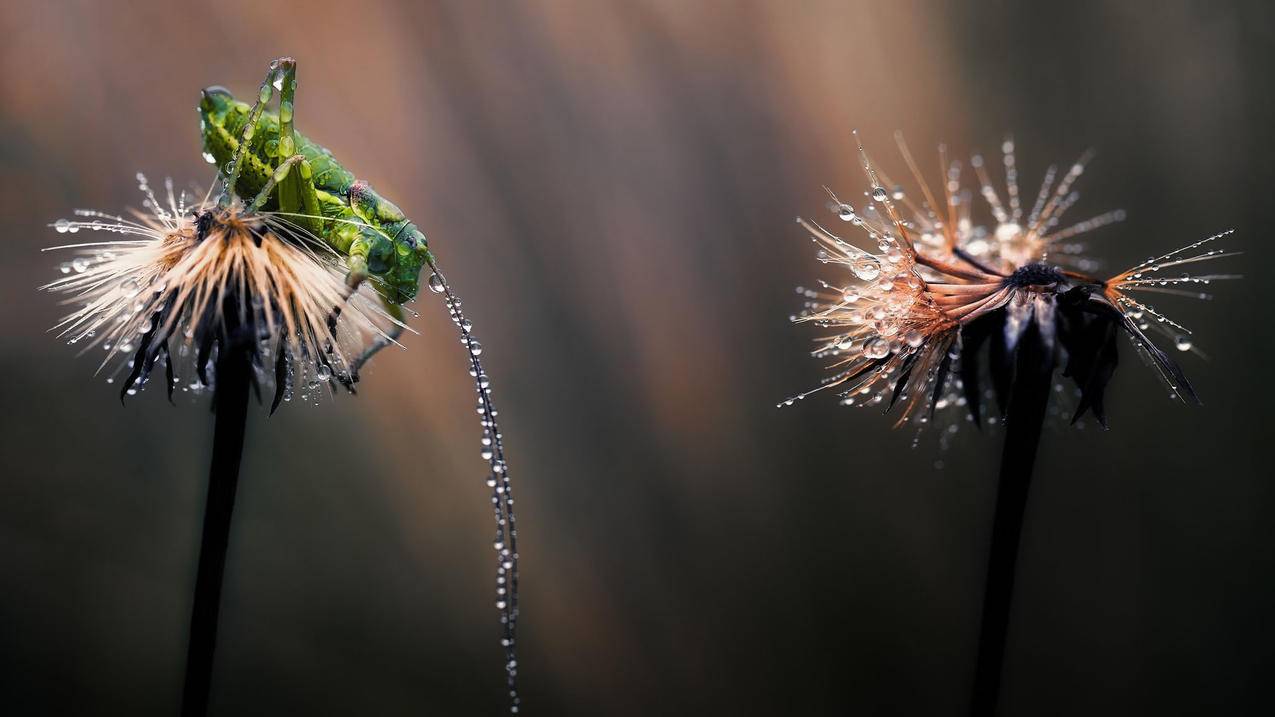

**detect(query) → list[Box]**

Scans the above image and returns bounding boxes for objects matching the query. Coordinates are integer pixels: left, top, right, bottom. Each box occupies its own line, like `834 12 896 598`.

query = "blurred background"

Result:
1 1 1272 714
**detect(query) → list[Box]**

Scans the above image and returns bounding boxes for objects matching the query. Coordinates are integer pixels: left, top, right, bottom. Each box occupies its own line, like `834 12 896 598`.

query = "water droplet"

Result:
202 151 216 164
316 364 332 380
71 258 89 273
872 186 888 202
852 260 880 281
54 219 71 233
863 336 890 359
470 340 484 356
837 204 855 222
1174 336 1192 352
428 273 446 293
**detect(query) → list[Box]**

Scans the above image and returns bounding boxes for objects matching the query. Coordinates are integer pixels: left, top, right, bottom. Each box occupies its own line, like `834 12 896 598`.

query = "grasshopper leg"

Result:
249 154 305 211
325 255 369 390
323 254 405 390
248 153 324 235
350 299 405 380
225 58 294 200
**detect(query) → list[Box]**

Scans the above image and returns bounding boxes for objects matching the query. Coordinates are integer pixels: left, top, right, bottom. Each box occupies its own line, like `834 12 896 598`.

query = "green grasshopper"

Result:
199 57 519 709
198 57 431 382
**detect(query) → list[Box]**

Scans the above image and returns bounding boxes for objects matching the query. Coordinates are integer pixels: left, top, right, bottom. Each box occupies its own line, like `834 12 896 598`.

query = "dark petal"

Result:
1084 292 1200 405
887 353 919 413
989 315 1015 416
1116 311 1200 404
846 356 890 386
163 341 175 404
196 329 215 387
1068 317 1119 428
270 346 289 415
120 311 163 402
928 349 954 420
959 312 1003 427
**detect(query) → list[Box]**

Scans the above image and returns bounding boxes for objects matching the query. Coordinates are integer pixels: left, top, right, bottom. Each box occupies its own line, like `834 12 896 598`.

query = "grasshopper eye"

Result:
199 86 235 114
395 224 424 250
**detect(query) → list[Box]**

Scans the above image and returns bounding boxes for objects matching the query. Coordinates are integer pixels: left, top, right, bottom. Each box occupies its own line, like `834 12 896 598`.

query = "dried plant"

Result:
785 131 1237 715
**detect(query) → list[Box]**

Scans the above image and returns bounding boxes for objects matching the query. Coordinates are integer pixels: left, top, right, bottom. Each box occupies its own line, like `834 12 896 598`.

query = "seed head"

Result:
785 132 1238 430
44 175 402 408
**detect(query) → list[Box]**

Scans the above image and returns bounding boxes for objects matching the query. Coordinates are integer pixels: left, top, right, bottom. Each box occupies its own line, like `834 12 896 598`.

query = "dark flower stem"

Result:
971 322 1056 716
181 334 252 716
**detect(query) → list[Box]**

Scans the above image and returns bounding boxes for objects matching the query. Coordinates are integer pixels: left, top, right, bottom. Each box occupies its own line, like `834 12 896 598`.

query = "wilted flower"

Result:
786 132 1236 429
43 174 401 409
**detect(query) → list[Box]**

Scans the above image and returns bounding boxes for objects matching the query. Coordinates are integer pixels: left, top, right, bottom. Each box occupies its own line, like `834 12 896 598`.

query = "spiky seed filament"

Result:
44 175 400 404
786 135 1237 431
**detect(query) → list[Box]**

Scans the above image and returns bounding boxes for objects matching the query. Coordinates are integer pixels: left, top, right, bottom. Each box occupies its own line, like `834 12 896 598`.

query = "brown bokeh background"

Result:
1 1 1272 714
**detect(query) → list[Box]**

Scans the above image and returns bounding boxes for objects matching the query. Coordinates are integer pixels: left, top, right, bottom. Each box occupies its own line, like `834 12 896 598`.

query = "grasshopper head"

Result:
387 223 431 304
198 86 238 127
348 182 431 303
198 87 245 170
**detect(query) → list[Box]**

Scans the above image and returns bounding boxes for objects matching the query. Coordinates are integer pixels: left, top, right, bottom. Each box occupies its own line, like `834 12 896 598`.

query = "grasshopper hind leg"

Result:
323 262 404 391
352 299 406 379
225 58 295 200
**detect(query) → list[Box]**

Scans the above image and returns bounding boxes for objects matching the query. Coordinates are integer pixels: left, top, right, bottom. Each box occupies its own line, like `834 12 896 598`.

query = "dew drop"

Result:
1174 335 1192 352
852 260 881 281
428 273 446 293
863 336 891 359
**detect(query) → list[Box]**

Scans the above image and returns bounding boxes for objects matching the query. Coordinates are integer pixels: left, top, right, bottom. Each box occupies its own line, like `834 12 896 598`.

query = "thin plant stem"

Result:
970 320 1056 716
181 328 252 717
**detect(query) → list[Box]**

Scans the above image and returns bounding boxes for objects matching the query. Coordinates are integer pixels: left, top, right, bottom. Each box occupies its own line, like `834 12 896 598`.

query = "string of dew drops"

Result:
425 263 521 713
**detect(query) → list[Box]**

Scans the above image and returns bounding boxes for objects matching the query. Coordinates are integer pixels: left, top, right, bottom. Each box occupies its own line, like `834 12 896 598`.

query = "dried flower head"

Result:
44 174 401 408
785 132 1237 429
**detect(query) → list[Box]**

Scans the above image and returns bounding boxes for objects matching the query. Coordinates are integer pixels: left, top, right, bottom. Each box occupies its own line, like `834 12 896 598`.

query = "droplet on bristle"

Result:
852 260 881 281
863 337 890 359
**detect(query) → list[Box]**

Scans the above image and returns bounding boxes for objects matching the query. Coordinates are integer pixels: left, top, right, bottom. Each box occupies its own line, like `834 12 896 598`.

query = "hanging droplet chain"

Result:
428 263 521 713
